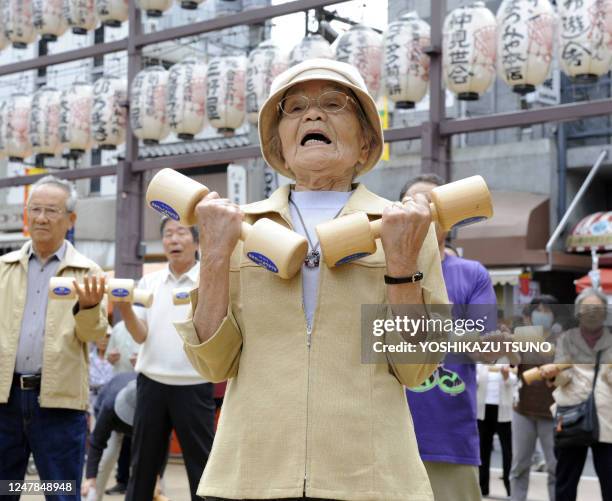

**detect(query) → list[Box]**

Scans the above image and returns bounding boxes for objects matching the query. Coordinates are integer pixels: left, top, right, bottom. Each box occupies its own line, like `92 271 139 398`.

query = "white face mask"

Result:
531 310 554 330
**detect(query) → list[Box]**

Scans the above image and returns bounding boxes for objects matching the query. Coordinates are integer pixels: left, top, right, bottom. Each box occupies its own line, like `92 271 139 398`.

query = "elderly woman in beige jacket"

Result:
540 288 612 501
174 59 449 500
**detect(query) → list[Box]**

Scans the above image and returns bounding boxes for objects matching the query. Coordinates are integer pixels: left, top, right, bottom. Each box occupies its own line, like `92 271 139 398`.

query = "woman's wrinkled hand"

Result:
194 192 243 259
380 193 432 275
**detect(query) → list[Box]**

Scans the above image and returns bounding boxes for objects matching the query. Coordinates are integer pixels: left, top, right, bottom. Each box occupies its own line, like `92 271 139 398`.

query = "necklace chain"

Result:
288 195 345 268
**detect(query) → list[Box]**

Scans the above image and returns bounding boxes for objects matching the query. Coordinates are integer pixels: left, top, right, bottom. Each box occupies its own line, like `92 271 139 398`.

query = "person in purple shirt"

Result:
400 174 498 501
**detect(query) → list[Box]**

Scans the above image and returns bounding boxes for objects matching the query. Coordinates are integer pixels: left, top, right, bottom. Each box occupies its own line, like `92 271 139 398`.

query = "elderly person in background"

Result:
510 295 561 501
175 59 448 500
540 288 612 501
0 175 107 500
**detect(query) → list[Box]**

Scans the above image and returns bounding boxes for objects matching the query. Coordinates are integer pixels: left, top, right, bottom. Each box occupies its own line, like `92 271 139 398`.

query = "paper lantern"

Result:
130 66 170 145
5 94 33 160
91 75 127 150
166 58 207 140
558 0 611 82
32 0 67 41
63 0 98 34
177 0 204 9
206 55 246 133
136 0 172 17
603 0 612 51
289 34 334 67
443 2 497 100
335 24 384 98
29 87 63 157
59 82 94 156
383 12 431 109
246 39 288 124
95 0 128 27
3 0 37 48
496 0 555 94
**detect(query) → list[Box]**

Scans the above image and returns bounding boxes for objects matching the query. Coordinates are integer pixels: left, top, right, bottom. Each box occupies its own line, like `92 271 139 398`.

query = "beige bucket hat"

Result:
258 58 384 180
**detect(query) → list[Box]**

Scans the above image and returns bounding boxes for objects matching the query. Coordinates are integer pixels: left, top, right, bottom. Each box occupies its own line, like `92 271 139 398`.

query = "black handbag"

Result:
554 350 602 448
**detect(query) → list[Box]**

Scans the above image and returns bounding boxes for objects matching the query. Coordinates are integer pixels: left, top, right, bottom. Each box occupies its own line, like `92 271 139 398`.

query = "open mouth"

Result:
169 249 183 255
300 132 331 146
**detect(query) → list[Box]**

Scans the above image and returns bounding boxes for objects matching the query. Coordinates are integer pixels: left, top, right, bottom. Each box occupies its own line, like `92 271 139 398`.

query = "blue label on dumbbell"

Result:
176 291 189 299
247 252 279 273
53 286 71 296
335 252 370 266
150 200 180 221
111 288 129 298
452 216 487 228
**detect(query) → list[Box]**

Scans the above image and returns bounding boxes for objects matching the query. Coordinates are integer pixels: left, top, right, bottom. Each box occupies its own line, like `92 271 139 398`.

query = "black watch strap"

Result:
384 271 424 284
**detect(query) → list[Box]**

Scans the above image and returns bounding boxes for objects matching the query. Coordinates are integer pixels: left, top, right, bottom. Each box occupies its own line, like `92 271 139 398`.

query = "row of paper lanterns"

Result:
388 0 612 106
4 0 612 153
133 0 612 145
0 0 128 47
0 0 612 158
0 0 266 48
0 76 126 160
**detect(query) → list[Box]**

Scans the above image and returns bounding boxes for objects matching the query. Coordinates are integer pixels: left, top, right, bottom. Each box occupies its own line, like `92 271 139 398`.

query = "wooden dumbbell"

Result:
132 289 154 308
523 364 573 385
49 277 112 300
316 175 493 267
487 366 518 374
106 278 135 302
49 277 153 307
107 281 153 307
49 277 80 300
146 168 308 279
173 288 191 305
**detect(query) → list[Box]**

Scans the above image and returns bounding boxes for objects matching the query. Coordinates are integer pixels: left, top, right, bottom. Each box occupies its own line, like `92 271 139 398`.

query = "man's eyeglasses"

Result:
278 91 355 117
27 205 67 219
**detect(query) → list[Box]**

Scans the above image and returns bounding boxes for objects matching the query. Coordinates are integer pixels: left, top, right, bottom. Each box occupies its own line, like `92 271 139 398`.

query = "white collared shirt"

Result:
134 262 206 385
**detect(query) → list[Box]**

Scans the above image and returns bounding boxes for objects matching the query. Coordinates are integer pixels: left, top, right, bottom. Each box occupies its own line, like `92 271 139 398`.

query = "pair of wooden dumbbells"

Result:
146 169 494 279
49 277 154 308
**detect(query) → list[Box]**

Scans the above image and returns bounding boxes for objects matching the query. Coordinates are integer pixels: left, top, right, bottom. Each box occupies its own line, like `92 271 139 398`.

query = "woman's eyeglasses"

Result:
278 91 355 117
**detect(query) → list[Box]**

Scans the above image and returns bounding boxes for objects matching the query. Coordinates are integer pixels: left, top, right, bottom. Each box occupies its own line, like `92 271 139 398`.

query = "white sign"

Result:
7 162 25 205
535 69 560 106
227 164 247 205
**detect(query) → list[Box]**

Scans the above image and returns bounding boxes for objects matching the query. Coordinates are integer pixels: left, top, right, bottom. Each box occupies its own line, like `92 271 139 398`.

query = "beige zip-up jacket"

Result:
0 240 108 410
552 327 612 443
175 184 450 501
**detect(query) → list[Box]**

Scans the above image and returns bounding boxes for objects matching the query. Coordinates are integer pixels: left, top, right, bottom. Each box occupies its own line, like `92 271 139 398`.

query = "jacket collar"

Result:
241 183 391 221
1 240 92 271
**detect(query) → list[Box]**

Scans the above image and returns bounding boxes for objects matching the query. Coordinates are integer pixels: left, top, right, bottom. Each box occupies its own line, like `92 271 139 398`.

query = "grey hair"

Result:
574 287 608 316
28 175 78 212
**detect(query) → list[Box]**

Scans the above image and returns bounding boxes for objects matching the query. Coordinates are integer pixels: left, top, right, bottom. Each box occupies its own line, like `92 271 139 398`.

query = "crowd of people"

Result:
0 58 611 501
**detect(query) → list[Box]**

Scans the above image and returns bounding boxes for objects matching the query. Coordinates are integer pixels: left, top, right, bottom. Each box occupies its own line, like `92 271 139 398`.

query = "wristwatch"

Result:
384 271 424 284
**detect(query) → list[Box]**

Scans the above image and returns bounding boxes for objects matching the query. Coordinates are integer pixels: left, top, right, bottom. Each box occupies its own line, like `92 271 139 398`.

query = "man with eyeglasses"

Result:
0 175 108 500
116 217 215 501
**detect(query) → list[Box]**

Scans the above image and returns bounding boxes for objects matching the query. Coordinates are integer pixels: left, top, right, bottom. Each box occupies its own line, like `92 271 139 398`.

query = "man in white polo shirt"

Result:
117 217 215 501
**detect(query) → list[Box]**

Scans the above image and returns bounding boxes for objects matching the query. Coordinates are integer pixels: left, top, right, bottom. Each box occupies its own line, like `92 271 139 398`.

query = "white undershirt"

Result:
289 190 352 330
134 263 206 385
485 369 501 405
